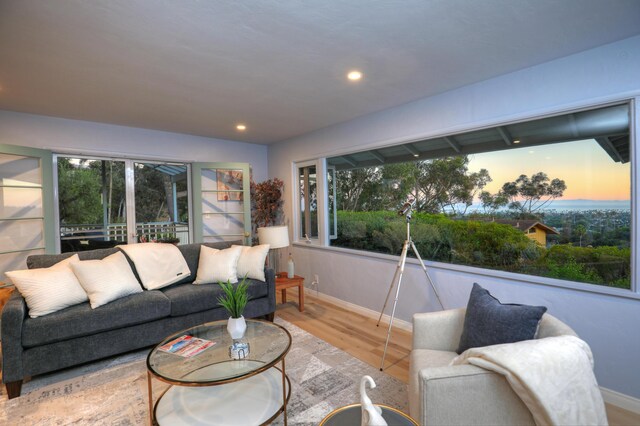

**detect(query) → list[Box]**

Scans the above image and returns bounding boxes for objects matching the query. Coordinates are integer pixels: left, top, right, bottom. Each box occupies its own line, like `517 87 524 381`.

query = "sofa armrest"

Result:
413 364 534 425
412 308 466 351
1 291 27 383
264 267 276 314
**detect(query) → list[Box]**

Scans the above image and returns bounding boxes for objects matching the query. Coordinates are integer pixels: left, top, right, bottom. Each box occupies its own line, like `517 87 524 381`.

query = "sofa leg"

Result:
6 380 23 399
266 312 275 322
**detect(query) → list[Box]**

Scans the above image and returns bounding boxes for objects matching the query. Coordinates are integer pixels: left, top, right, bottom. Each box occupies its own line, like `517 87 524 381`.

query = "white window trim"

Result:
298 95 639 297
293 159 322 245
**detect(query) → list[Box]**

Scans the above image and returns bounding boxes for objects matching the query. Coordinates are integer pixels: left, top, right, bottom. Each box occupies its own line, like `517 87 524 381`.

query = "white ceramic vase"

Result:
227 316 247 340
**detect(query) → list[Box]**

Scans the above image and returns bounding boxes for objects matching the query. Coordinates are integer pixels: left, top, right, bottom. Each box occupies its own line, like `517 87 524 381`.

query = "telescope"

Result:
398 198 416 216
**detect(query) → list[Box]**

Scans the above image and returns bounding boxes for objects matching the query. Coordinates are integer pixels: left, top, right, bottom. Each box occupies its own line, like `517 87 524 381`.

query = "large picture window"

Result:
326 102 632 289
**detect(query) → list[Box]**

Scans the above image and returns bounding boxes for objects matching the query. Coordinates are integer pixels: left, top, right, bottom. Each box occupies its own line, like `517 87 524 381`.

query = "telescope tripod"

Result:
377 214 444 371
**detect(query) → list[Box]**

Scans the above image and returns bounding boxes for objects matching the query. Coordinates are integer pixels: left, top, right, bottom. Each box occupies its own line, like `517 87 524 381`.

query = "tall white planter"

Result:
227 316 247 340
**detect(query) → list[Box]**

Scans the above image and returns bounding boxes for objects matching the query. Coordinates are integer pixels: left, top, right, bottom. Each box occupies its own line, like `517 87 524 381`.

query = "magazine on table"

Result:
159 335 216 358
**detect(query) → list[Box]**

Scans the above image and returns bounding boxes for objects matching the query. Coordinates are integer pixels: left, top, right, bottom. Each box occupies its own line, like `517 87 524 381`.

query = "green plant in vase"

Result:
218 277 249 340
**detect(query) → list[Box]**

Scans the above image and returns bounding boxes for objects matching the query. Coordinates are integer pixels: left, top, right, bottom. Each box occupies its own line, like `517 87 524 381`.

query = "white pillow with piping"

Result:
70 251 142 308
232 244 270 281
6 254 88 318
194 245 242 284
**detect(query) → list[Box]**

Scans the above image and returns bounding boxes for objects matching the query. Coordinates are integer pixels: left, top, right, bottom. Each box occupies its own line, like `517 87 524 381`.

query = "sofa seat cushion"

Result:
22 290 171 348
162 279 268 317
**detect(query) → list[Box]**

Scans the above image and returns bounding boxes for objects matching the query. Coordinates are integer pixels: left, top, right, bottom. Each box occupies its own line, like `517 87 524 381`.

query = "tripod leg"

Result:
380 240 410 371
376 243 406 327
409 241 444 309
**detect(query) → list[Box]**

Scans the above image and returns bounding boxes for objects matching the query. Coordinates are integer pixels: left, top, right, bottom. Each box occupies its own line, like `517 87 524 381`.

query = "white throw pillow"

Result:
194 245 243 285
233 244 270 281
119 243 191 290
70 252 142 308
6 254 89 318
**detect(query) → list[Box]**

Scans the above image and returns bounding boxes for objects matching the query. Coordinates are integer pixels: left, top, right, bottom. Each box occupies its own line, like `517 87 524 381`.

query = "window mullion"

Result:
125 159 136 244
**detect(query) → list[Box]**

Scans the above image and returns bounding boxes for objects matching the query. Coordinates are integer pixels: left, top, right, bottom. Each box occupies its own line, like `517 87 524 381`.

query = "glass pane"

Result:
201 168 244 197
203 213 244 237
134 162 190 244
0 154 41 187
0 219 44 252
0 249 44 280
202 193 244 214
328 167 337 238
299 165 318 239
57 158 126 252
0 187 42 218
327 103 632 289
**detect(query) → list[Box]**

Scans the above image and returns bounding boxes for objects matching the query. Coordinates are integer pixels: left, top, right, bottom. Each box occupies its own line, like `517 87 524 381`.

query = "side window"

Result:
298 164 318 241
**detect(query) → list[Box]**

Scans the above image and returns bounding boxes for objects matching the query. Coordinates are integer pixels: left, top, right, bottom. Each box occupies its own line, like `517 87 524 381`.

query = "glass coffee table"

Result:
147 319 292 425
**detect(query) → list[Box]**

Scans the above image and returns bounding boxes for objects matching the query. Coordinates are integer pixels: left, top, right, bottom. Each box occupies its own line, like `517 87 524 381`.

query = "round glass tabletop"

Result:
147 319 292 385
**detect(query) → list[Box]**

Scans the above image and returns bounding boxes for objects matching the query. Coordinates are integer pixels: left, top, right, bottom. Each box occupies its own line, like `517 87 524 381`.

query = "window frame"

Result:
293 96 639 298
53 153 193 251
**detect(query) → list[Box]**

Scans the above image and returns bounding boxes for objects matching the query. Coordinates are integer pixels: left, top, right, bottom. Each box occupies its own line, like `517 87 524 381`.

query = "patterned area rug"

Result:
0 318 408 425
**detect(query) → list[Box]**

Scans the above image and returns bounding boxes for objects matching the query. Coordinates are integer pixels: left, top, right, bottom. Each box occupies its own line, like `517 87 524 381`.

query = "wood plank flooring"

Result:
276 288 640 426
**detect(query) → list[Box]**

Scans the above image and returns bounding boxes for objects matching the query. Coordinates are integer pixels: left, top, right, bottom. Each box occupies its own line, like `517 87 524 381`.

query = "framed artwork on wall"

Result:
217 169 243 201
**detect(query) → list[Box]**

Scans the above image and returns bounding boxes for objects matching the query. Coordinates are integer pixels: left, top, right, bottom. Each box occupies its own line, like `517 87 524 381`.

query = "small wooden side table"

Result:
0 282 15 313
275 273 304 312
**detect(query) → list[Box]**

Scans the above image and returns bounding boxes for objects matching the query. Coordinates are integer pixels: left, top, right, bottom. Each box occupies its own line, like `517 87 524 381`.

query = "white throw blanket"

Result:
119 243 191 290
451 335 608 426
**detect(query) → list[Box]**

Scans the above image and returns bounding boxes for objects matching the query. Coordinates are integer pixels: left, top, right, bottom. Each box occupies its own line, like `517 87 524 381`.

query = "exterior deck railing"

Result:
60 222 190 246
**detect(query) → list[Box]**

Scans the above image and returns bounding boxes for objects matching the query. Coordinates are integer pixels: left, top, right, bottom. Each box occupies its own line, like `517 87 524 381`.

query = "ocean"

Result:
460 199 630 213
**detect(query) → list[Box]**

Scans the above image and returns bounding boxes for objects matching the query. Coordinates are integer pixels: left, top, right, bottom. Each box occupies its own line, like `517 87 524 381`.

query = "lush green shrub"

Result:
332 210 630 289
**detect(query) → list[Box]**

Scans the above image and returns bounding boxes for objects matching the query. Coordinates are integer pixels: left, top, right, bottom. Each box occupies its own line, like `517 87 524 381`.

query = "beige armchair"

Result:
409 308 577 425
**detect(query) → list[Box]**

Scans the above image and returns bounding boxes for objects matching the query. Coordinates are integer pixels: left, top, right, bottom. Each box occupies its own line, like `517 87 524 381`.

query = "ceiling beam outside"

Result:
342 155 358 167
402 144 421 157
443 136 462 153
596 137 625 163
369 150 386 164
497 127 513 146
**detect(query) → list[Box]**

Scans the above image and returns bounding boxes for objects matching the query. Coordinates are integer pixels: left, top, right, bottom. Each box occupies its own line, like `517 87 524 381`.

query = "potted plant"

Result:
218 277 249 339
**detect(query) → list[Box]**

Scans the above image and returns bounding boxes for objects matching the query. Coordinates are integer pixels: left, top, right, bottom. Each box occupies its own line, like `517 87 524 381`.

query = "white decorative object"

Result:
360 375 387 426
257 226 290 272
71 252 142 308
6 254 89 318
287 253 295 279
227 315 247 339
233 244 270 281
119 243 190 289
229 340 250 359
194 246 243 284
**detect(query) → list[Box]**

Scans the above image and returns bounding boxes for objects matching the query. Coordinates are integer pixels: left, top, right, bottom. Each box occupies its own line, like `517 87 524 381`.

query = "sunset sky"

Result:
468 139 630 201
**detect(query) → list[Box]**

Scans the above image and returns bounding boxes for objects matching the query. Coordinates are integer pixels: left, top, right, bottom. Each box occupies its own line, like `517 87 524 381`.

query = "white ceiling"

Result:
1 1 639 145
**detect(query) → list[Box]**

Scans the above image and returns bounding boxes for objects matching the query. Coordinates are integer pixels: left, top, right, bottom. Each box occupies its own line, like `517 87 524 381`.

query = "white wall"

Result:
0 111 269 181
269 35 640 399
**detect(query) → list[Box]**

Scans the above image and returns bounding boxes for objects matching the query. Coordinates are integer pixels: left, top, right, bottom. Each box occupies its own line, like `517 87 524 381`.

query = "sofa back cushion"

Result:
175 241 243 285
27 248 120 269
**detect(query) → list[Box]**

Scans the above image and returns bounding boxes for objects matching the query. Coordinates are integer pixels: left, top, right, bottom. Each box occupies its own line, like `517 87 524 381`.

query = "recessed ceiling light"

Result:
347 70 363 81
513 139 521 144
236 124 246 131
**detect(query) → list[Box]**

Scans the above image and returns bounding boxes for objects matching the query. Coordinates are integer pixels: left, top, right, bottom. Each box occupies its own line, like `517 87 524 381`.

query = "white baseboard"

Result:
303 288 413 332
600 387 640 414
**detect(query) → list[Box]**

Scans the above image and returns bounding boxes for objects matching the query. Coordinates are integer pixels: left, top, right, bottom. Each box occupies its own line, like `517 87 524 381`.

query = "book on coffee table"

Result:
159 335 216 358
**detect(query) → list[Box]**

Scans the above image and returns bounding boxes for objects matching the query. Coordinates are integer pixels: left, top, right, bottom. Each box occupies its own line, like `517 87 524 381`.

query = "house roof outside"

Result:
492 219 559 235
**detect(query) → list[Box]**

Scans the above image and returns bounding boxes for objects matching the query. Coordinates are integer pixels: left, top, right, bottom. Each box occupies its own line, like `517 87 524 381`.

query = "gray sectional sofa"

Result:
1 241 276 399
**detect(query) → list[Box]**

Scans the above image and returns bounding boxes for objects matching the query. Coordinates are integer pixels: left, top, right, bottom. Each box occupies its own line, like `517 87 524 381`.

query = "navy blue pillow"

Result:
456 283 547 354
